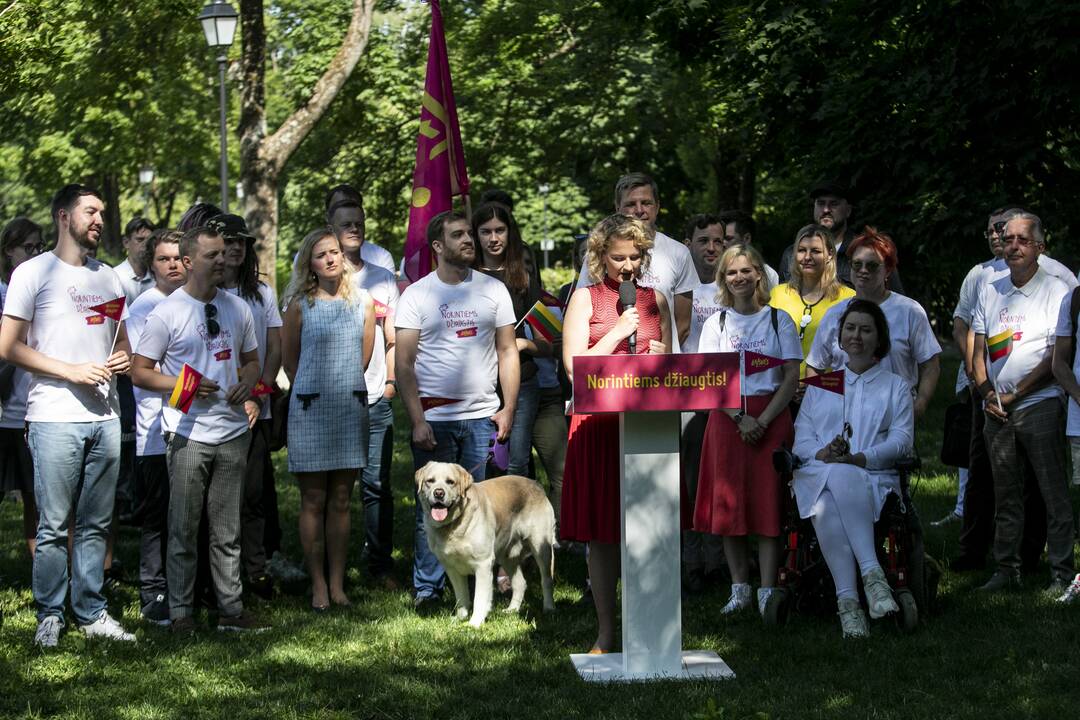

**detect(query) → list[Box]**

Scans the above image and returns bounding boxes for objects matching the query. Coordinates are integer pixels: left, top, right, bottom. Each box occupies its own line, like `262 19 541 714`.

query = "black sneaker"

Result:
412 593 442 616
171 616 197 635
247 574 274 602
141 594 171 626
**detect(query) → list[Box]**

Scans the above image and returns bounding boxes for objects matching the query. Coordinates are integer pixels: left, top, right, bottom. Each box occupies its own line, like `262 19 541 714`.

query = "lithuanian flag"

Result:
987 328 1014 362
522 293 563 343
169 364 203 414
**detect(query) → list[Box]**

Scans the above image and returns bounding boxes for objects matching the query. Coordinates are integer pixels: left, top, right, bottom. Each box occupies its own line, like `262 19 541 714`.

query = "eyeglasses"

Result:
19 242 43 255
983 221 1007 240
850 260 882 273
1003 234 1037 247
205 303 220 337
798 305 813 339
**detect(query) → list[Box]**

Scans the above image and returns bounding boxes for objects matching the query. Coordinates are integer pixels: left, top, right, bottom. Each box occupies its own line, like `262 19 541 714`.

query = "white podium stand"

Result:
569 409 735 682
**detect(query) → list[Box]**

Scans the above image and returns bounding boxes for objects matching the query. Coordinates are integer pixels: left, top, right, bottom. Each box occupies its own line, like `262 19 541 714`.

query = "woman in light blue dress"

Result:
282 227 375 610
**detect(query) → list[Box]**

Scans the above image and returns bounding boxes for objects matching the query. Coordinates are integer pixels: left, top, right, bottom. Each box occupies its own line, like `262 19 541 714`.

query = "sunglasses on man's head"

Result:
205 303 220 337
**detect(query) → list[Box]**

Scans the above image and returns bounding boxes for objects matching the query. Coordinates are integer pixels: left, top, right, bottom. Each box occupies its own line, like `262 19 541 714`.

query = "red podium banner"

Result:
572 352 741 414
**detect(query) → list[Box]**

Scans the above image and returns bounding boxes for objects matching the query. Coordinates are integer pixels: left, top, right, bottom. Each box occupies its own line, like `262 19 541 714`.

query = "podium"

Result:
568 352 739 682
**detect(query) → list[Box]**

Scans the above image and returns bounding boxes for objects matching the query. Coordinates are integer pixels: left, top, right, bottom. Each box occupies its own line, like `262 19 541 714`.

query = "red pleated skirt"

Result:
693 394 793 537
561 412 691 544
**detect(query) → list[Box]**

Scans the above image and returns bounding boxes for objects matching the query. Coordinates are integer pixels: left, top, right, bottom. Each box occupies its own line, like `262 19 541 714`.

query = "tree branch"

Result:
259 0 377 175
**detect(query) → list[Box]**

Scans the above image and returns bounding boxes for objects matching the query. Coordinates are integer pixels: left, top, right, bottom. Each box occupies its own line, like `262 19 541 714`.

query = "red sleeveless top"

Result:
587 276 662 354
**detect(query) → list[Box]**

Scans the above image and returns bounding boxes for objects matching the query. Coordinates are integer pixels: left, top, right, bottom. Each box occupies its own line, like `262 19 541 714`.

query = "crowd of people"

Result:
1 172 1078 652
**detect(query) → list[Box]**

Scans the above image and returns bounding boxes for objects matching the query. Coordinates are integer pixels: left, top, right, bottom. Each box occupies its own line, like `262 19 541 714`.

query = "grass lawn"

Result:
1 351 1079 719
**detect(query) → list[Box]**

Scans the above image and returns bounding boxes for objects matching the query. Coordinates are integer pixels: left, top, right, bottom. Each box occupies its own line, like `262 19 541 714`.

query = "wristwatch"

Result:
732 410 746 423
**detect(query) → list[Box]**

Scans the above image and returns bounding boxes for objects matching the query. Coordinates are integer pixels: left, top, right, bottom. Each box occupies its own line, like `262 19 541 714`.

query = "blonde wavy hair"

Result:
788 224 844 301
585 214 654 284
283 227 357 307
715 244 771 307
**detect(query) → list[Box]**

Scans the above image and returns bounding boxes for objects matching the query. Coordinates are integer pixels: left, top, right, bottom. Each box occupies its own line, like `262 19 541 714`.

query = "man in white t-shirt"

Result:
971 212 1075 595
0 184 136 647
338 215 402 587
576 173 697 348
717 210 779 290
132 226 266 632
127 229 187 625
115 217 156 303
396 211 519 609
325 185 396 274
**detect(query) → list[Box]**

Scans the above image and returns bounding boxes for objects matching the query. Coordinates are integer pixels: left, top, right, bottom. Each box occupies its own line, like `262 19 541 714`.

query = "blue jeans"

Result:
507 377 540 476
411 417 494 598
361 397 395 575
28 419 120 625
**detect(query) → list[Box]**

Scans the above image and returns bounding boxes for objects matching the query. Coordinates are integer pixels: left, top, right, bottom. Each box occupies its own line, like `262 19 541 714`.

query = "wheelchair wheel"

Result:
763 587 791 626
894 589 918 633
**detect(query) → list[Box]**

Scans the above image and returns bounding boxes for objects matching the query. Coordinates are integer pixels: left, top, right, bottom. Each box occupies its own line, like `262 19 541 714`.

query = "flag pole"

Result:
108 320 122 357
986 345 1004 412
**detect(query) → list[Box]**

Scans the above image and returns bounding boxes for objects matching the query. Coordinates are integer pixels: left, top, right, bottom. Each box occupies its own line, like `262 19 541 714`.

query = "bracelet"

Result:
385 379 397 388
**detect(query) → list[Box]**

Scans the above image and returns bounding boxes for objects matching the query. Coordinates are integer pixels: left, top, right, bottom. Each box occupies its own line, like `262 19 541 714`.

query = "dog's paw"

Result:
501 605 519 615
454 606 470 621
468 615 487 628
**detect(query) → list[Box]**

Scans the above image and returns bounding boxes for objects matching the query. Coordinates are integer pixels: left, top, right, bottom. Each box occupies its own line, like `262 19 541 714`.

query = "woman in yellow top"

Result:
770 224 855 378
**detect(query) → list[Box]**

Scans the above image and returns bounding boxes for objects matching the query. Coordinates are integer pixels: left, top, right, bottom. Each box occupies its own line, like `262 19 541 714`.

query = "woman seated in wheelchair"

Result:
792 299 914 638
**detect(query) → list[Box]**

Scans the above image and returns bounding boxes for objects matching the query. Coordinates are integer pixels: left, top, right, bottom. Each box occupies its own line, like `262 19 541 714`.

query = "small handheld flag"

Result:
987 327 1017 362
88 296 127 355
519 299 563 343
744 351 784 377
251 379 273 398
801 369 845 395
420 396 462 411
169 364 203 414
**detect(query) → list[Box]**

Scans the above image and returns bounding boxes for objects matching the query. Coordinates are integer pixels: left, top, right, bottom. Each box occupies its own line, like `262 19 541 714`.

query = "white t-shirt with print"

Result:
2 252 128 422
355 263 400 405
0 281 30 428
973 267 1067 412
806 293 942 391
577 230 698 351
128 287 169 455
396 269 515 421
136 287 258 444
224 283 282 420
683 282 725 354
698 306 802 396
1054 290 1080 436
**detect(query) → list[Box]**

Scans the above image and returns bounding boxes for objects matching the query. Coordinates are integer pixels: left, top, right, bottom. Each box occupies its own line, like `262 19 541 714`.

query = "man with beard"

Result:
0 184 135 647
778 182 904 293
395 211 519 610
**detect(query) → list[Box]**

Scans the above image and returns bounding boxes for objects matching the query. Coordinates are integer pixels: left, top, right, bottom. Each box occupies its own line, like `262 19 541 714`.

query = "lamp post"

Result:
538 183 551 269
138 165 155 217
198 0 239 213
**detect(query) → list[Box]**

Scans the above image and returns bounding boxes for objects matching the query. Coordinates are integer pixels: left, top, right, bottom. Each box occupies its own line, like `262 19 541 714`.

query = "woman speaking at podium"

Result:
561 214 672 654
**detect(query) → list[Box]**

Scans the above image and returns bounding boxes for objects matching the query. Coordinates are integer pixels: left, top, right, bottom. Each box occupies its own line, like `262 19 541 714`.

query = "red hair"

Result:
846 226 898 274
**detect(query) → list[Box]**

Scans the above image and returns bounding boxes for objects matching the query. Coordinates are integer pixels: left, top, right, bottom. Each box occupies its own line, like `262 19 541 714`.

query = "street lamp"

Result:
538 184 552 269
139 165 155 216
198 0 239 213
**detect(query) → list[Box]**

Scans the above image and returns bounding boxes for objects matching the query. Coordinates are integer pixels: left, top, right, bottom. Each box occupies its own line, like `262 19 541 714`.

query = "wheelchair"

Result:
762 447 940 632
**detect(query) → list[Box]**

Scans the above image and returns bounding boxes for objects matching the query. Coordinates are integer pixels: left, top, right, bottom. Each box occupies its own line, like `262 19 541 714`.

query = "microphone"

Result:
618 280 637 354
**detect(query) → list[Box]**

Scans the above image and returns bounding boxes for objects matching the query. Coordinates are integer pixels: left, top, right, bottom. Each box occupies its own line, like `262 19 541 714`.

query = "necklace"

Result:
796 285 826 339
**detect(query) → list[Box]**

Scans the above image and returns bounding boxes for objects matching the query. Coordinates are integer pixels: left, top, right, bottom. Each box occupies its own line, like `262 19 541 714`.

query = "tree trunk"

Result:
238 0 377 290
98 171 122 258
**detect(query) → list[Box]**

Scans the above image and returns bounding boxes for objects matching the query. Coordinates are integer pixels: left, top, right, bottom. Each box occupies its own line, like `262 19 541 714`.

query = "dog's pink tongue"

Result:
431 507 448 522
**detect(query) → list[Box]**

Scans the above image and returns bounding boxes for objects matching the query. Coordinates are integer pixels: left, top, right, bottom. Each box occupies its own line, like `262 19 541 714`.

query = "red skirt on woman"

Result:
694 394 794 537
560 412 621 543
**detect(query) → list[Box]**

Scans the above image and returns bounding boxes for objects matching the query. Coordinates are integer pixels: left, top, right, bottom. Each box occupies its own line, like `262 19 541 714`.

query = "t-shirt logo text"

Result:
456 327 478 338
439 303 480 331
214 349 232 361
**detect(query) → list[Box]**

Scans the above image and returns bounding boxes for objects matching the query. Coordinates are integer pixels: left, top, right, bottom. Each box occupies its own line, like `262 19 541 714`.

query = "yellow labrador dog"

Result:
416 461 556 626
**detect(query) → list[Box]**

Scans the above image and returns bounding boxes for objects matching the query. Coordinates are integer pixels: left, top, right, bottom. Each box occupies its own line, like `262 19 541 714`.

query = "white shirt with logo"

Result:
683 282 726 354
396 270 515 421
3 252 128 422
806 293 941 392
136 287 258 443
224 283 282 420
698 306 802 396
577 230 697 351
128 287 169 455
973 267 1067 411
355 263 400 405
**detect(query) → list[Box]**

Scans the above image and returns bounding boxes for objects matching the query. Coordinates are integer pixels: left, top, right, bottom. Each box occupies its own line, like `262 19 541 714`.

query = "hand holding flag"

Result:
87 296 126 356
169 364 205 414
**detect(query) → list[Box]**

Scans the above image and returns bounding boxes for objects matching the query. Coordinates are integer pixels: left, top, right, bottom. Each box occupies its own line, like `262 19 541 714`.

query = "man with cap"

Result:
779 181 904 293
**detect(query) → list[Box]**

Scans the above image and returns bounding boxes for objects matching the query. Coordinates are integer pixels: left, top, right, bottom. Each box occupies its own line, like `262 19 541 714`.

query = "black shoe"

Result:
247 574 274 602
413 593 442 615
977 570 1021 593
140 594 171 626
950 555 986 572
684 568 706 595
103 562 127 591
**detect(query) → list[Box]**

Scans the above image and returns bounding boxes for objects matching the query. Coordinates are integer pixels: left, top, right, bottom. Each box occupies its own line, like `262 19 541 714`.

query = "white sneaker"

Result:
34 616 63 648
862 567 899 619
721 583 752 615
80 611 136 642
1057 573 1080 604
837 598 869 638
756 587 775 618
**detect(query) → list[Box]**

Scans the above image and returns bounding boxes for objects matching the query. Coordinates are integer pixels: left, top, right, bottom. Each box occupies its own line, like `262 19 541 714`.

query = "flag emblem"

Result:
987 328 1015 362
744 350 784 376
456 327 477 338
169 364 203 414
801 369 845 394
87 297 126 322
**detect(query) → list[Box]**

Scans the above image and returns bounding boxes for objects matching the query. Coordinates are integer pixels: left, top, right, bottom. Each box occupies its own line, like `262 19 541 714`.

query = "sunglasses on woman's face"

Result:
205 303 220 337
850 260 882 273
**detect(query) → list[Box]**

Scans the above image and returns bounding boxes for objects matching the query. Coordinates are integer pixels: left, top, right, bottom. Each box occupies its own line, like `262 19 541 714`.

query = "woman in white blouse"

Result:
793 299 914 638
696 245 801 617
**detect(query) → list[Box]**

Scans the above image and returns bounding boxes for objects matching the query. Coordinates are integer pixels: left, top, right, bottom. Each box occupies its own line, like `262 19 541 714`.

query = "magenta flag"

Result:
403 0 470 283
